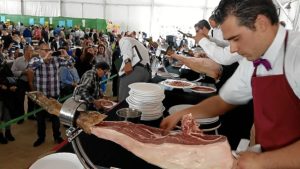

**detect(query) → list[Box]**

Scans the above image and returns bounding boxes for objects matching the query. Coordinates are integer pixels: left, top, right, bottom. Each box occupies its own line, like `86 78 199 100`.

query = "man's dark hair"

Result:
209 14 217 22
195 20 211 30
213 0 279 30
95 61 110 71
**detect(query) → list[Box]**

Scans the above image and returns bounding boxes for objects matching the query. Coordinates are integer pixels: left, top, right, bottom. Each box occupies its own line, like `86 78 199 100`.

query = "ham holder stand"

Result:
27 91 107 169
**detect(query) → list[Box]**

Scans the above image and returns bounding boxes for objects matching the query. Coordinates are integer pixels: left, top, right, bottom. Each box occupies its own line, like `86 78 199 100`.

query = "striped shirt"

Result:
28 56 72 97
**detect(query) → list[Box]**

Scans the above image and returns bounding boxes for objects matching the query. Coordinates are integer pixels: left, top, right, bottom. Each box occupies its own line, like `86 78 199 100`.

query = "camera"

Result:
52 51 61 56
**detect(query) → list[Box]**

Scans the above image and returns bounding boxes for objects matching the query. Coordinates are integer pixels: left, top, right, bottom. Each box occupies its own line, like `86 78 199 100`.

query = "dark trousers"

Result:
36 109 61 140
16 79 35 118
35 96 61 140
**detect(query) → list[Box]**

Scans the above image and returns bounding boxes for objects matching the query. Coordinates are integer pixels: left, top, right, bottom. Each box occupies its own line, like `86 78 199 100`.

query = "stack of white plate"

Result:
127 82 165 121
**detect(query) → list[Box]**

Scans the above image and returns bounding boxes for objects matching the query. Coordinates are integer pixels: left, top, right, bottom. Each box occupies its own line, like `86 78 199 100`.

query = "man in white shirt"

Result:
209 14 229 48
118 37 151 101
194 20 242 65
11 45 34 121
161 0 300 168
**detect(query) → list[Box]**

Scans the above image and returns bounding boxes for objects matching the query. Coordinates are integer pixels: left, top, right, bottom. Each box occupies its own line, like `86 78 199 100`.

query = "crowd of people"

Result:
0 22 153 146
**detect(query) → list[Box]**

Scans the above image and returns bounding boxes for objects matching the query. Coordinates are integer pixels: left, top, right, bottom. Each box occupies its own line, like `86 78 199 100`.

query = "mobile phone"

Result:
52 51 61 56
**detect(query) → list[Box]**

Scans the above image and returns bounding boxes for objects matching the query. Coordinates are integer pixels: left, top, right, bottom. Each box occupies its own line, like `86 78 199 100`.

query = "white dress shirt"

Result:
119 37 150 66
198 38 243 65
209 27 229 48
220 25 300 105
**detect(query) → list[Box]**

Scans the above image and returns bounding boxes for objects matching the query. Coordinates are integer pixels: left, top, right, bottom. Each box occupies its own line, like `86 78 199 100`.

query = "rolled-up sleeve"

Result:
119 39 133 61
219 59 253 105
199 38 242 65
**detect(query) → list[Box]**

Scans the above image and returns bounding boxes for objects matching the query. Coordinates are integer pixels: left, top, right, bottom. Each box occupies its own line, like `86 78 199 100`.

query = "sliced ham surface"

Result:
91 114 234 169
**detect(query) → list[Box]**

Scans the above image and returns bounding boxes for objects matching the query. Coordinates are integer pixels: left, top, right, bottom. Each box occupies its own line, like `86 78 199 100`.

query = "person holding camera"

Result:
27 42 73 147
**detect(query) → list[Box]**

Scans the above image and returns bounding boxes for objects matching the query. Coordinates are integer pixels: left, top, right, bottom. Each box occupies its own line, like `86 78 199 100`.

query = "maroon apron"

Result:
252 31 300 151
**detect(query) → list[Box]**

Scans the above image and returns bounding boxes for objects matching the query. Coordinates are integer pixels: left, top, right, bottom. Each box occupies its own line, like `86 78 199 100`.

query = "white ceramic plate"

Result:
168 104 193 114
29 153 83 169
161 79 196 89
157 71 180 78
191 86 217 94
129 82 163 94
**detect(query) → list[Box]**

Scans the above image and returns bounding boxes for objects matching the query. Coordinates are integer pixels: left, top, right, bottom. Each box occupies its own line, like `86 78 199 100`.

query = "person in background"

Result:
73 62 111 110
75 46 95 78
161 0 300 168
118 36 151 102
41 26 49 44
28 42 73 147
95 43 109 64
111 35 121 97
0 60 17 144
60 57 80 97
51 34 64 51
11 45 34 123
23 27 32 44
208 14 229 47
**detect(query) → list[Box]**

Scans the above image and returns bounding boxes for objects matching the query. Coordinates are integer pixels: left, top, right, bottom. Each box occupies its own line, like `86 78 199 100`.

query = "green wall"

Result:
0 13 107 32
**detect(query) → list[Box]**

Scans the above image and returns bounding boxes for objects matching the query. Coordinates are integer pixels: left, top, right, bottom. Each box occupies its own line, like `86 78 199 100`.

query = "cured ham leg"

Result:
91 114 234 169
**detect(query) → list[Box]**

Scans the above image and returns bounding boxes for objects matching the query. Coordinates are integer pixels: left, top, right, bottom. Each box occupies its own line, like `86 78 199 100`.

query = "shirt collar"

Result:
261 25 286 64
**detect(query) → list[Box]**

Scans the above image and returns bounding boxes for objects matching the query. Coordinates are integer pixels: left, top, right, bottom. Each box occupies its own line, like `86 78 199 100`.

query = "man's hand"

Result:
43 51 53 63
22 69 29 76
9 86 17 92
234 152 263 169
0 84 8 90
160 111 185 131
123 62 133 75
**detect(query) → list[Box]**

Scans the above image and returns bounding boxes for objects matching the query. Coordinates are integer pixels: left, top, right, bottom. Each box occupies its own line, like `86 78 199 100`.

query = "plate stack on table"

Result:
127 82 165 121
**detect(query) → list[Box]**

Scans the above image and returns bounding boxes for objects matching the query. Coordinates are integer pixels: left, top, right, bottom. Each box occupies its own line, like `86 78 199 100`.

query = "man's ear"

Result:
255 14 269 32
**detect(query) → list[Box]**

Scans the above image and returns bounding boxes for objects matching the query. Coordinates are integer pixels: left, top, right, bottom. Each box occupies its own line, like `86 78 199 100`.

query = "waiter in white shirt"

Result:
161 0 300 168
118 36 151 101
208 14 229 48
194 20 242 65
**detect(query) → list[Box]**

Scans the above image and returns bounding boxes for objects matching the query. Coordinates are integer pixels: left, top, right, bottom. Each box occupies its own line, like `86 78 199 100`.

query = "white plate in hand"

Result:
191 86 217 94
29 153 83 169
161 79 196 89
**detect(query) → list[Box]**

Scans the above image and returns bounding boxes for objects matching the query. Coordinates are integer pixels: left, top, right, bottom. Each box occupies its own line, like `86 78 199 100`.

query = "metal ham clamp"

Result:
26 91 107 169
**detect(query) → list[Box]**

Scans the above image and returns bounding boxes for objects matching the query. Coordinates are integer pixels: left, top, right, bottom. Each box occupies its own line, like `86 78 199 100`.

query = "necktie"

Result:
211 30 214 37
253 58 272 71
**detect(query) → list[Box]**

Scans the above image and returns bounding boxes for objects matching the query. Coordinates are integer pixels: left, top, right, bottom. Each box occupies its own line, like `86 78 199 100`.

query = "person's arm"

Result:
199 38 242 65
237 140 300 169
160 95 237 131
120 39 134 75
170 53 222 80
74 74 94 103
60 67 73 85
11 59 23 77
209 36 229 48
